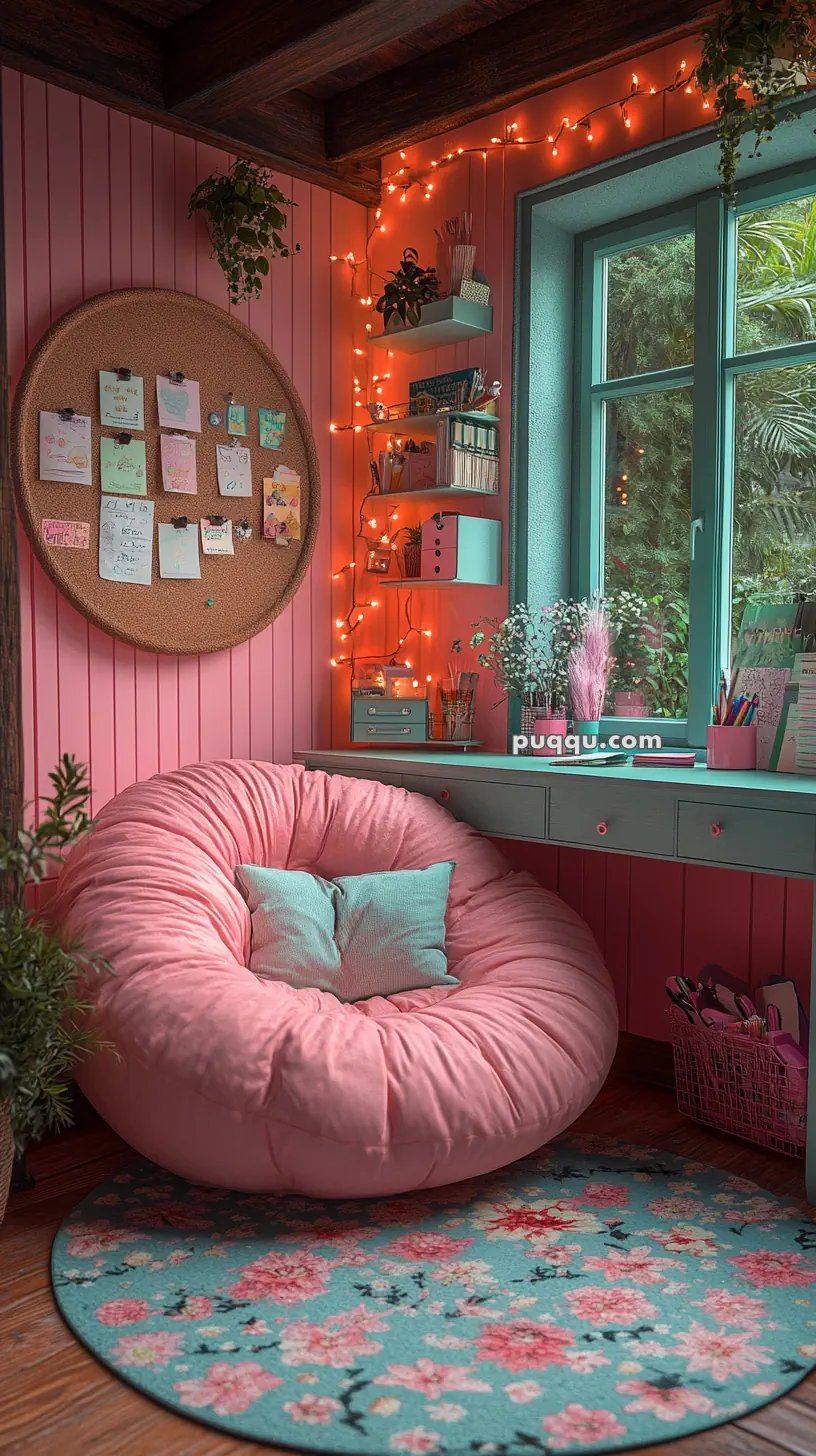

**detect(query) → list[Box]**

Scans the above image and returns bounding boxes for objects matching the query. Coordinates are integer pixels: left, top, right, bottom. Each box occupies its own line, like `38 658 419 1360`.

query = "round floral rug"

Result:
52 1137 816 1454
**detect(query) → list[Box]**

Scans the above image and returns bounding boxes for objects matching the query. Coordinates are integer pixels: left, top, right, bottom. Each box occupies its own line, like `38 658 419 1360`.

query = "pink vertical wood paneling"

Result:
4 68 345 822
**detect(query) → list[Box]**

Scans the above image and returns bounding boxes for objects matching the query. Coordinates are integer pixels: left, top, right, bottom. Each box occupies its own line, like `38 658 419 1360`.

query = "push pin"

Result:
206 597 215 607
114 432 132 446
167 370 185 386
207 515 226 526
170 516 189 530
114 367 132 381
57 407 76 421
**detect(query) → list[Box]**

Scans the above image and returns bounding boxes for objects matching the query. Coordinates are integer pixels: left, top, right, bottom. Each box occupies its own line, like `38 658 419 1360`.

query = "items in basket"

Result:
665 970 808 1157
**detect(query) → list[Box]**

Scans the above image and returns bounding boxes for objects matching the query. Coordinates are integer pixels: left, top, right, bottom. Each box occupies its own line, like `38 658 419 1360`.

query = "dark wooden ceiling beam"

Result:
167 0 471 125
1 0 380 205
325 0 717 160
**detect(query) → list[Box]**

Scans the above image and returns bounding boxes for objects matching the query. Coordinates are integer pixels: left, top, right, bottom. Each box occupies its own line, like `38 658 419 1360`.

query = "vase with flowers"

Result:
568 601 614 740
608 589 651 716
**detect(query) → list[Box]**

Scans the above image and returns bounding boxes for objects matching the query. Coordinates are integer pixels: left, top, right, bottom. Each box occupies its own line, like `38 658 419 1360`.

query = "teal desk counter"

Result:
295 748 816 1194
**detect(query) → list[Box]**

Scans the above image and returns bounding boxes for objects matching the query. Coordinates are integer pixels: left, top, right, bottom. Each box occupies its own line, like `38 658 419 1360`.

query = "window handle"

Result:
689 516 704 562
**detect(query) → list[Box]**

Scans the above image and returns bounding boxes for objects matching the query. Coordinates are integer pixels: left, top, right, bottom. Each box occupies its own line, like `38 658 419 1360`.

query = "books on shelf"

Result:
379 415 499 494
769 653 816 774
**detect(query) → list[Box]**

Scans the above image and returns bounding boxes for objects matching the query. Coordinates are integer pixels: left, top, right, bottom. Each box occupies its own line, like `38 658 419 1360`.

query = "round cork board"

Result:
11 288 319 655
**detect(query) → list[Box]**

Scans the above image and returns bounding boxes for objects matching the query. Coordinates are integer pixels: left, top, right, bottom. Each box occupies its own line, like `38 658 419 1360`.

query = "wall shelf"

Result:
368 297 493 354
381 577 502 588
365 485 499 503
367 410 500 434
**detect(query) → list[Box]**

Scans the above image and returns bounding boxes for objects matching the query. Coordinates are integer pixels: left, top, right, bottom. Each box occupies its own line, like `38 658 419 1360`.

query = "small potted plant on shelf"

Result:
376 248 440 330
0 756 111 1223
697 0 816 203
398 523 424 578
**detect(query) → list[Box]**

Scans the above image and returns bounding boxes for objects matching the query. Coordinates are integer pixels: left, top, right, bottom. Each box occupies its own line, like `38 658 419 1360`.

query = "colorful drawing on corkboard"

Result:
98 496 154 586
227 402 248 435
39 411 92 485
156 375 201 432
216 443 252 497
259 408 286 450
99 371 144 431
263 466 301 544
100 436 147 496
41 519 90 549
160 434 197 494
158 521 201 579
200 518 234 555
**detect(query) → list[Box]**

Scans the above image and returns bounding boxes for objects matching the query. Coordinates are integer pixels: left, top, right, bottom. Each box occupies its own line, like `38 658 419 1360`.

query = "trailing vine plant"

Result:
188 159 300 304
697 0 816 203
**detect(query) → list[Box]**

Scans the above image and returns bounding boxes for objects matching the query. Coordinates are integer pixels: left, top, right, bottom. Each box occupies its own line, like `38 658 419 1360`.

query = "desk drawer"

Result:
305 762 403 787
677 800 815 874
406 775 545 840
548 779 675 856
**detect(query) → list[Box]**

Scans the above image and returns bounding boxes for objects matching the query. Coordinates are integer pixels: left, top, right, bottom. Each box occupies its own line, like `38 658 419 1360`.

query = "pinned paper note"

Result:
156 375 201 432
42 519 90 549
160 434 197 494
216 443 252 497
99 496 153 586
263 465 301 543
99 371 144 431
158 522 201 579
259 408 286 449
200 518 234 555
100 436 147 496
39 412 92 485
227 402 248 435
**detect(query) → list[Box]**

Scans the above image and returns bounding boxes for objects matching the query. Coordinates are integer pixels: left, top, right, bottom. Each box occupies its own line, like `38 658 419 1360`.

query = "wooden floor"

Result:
3 1071 816 1456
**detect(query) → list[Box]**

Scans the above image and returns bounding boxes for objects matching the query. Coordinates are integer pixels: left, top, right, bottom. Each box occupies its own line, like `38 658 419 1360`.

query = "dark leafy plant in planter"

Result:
0 756 111 1194
697 0 816 204
376 248 440 329
188 159 300 304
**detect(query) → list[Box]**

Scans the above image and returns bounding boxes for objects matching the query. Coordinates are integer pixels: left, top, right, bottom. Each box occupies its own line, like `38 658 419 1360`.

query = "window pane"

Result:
732 362 816 631
736 195 816 354
603 388 691 718
605 233 695 379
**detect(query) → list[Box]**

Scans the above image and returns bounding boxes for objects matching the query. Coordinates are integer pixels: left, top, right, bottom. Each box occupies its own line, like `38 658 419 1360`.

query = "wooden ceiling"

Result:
2 0 716 205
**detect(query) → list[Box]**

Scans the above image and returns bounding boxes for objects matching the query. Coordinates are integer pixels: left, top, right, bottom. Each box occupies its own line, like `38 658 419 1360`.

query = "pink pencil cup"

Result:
706 723 757 771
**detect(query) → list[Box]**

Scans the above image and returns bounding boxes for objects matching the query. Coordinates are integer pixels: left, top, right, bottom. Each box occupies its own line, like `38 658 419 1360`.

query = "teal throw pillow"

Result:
235 861 458 1002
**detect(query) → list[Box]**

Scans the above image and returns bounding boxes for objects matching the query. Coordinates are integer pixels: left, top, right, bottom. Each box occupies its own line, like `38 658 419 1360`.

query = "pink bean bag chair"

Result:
53 761 617 1197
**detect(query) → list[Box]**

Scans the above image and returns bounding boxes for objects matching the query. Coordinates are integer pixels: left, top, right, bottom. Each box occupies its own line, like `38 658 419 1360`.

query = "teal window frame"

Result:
572 159 816 748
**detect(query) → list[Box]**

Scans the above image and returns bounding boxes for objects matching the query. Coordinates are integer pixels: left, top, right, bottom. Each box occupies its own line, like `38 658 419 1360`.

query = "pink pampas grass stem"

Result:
568 605 612 721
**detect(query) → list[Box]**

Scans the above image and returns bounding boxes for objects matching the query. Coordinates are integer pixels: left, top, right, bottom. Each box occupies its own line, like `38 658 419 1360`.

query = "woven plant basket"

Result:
400 544 422 578
0 1102 14 1225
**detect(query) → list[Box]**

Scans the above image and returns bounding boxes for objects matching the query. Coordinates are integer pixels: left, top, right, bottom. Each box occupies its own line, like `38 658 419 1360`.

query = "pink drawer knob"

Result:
711 822 723 838
440 789 450 802
596 821 608 837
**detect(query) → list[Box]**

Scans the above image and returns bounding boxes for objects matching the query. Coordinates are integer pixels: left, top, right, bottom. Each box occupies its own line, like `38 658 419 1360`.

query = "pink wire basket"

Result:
668 1007 807 1158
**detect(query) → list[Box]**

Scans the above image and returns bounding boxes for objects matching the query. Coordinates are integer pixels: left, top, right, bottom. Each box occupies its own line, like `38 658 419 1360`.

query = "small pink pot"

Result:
532 716 567 757
706 723 757 771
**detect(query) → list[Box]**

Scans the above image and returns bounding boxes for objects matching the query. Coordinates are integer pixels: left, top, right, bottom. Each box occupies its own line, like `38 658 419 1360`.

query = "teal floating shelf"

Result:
368 297 493 354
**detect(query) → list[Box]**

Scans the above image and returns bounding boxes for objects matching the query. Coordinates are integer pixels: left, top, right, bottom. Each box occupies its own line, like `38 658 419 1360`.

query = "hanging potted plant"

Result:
0 756 111 1223
697 0 816 204
375 248 440 330
188 159 300 304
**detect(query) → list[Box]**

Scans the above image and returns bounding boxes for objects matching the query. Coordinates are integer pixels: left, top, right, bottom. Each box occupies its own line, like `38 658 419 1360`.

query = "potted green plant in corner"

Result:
0 755 110 1223
376 248 440 330
697 0 816 203
188 159 300 305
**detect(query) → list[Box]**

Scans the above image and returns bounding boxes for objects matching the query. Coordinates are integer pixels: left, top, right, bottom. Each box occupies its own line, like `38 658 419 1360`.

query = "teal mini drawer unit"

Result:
351 697 428 744
677 800 816 875
420 513 501 584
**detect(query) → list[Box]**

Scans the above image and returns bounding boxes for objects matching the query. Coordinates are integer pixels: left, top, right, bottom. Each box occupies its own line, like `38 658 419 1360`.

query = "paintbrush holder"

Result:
449 245 476 295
